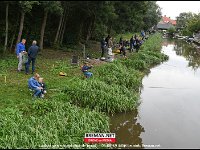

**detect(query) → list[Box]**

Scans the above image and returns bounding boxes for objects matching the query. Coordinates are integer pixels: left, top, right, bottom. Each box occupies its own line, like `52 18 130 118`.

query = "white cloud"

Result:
156 1 200 20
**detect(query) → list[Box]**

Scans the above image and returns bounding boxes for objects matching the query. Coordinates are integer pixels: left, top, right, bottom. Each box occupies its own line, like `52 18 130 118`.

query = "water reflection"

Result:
110 38 200 148
172 39 200 70
162 39 175 47
110 109 145 148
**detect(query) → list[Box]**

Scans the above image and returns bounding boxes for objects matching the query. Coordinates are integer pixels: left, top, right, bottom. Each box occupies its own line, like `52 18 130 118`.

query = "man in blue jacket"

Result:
16 39 27 72
28 73 43 98
25 40 40 74
81 62 93 78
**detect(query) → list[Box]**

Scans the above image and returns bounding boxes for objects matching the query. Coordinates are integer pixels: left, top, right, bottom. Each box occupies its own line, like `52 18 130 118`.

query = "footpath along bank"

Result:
0 33 168 148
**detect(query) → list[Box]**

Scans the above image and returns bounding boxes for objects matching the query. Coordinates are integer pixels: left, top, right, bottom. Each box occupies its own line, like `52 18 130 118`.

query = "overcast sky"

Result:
156 1 200 20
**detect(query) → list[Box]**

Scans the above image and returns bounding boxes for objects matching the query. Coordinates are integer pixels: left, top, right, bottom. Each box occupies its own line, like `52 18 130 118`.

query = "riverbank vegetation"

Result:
0 33 168 148
0 1 166 148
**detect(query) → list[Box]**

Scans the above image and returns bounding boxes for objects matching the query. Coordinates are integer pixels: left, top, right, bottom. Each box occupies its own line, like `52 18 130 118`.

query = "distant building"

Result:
156 15 177 30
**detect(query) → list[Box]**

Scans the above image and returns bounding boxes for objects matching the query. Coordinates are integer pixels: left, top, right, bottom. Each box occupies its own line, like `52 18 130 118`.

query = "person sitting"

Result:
120 41 127 57
38 77 47 96
100 37 107 58
28 73 43 98
119 37 123 47
125 39 129 47
81 62 93 78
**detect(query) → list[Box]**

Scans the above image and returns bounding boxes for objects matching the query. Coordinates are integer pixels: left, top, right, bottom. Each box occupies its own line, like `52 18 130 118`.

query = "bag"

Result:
22 54 28 64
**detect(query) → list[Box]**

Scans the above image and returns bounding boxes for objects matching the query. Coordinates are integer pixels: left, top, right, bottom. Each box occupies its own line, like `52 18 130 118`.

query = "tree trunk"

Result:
86 16 95 43
60 14 67 45
40 11 48 50
4 3 9 53
15 11 25 49
9 33 15 52
58 8 66 43
54 13 63 44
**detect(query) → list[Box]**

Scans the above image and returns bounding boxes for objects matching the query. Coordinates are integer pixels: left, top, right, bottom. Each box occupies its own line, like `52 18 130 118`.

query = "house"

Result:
156 15 177 30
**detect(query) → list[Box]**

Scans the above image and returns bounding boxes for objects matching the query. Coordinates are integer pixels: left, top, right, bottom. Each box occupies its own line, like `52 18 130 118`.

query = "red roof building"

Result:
162 15 176 25
156 15 177 30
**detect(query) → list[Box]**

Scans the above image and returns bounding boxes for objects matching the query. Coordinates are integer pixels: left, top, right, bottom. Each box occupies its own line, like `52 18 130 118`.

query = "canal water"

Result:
110 39 200 149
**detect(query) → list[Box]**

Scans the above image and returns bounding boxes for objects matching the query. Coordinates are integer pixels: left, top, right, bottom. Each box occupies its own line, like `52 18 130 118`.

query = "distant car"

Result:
186 36 194 42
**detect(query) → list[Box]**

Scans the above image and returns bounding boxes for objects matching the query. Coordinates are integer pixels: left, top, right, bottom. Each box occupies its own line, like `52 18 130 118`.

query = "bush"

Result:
62 78 139 114
94 61 143 91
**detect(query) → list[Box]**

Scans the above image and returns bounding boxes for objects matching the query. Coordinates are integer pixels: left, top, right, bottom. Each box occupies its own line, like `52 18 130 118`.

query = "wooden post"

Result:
5 76 6 83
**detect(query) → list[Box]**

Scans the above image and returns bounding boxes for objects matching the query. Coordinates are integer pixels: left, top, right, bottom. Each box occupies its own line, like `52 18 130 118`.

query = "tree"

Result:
179 13 200 36
39 1 63 50
54 1 64 45
15 1 39 48
4 1 9 53
187 13 200 33
176 12 194 29
0 1 166 53
143 1 162 30
168 26 176 37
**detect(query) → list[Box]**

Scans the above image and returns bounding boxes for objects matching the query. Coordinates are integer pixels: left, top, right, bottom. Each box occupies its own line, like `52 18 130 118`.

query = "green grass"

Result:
0 32 168 148
0 101 109 149
62 78 140 114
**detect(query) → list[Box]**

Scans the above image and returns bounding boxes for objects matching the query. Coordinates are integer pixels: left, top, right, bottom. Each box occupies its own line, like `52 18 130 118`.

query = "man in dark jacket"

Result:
130 36 134 52
100 37 107 57
25 40 40 74
105 35 110 46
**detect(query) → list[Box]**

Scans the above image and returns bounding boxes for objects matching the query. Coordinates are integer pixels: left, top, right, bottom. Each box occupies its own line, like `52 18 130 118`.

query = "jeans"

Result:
32 88 42 97
101 47 106 57
130 43 133 52
25 57 36 73
84 72 93 78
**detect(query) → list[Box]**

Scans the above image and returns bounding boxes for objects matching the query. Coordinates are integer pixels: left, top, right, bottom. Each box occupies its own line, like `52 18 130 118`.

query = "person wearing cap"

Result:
81 62 93 78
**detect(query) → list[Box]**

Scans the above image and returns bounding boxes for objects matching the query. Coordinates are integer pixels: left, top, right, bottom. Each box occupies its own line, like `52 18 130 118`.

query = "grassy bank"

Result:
0 33 168 148
0 101 109 148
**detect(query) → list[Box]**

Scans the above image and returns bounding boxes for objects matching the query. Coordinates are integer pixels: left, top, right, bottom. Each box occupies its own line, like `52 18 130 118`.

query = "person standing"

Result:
100 37 107 58
120 41 127 57
105 35 111 46
25 40 40 74
135 37 141 52
130 36 134 52
119 37 123 47
107 37 113 56
16 39 26 72
141 30 146 40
